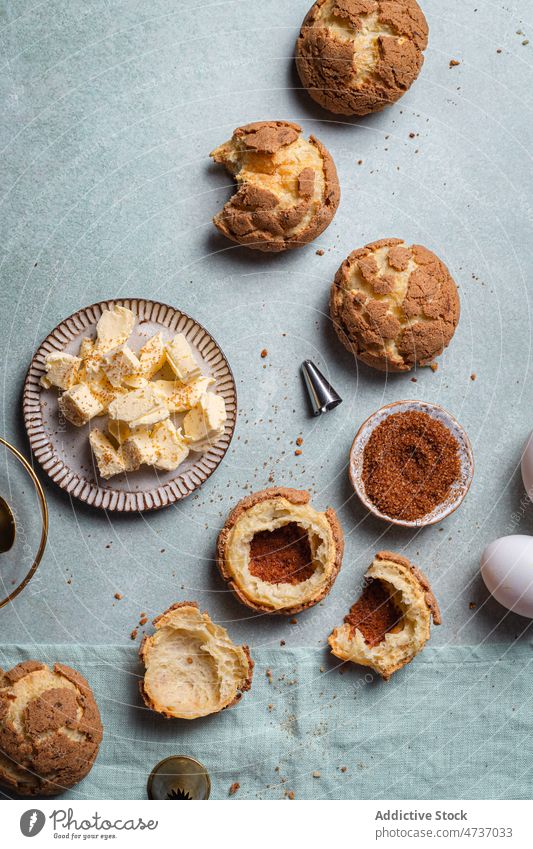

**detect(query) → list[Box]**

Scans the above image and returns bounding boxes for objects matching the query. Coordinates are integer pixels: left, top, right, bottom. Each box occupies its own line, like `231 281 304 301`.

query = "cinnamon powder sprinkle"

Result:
362 411 461 521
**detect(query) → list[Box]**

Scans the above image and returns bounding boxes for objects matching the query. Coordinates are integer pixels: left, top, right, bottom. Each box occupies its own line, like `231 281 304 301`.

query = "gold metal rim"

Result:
0 437 48 610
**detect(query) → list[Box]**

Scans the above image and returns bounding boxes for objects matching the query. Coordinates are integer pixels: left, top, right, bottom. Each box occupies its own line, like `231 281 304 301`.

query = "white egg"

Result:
481 535 533 618
521 431 533 501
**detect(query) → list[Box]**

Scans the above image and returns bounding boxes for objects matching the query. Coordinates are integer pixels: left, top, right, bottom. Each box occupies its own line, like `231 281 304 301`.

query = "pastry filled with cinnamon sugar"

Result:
248 523 316 585
329 551 440 679
216 487 344 614
344 578 404 647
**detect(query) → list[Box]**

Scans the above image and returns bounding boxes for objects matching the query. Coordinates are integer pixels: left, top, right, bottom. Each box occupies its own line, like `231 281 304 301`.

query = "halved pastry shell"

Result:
216 487 344 615
139 603 253 720
329 551 440 679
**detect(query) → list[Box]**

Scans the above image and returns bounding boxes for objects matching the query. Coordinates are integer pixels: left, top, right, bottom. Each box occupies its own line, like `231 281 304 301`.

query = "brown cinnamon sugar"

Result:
249 523 315 585
362 411 460 521
345 580 402 647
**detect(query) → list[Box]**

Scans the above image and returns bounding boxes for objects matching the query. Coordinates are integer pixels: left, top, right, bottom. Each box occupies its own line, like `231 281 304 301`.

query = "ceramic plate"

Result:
349 400 474 528
23 299 237 512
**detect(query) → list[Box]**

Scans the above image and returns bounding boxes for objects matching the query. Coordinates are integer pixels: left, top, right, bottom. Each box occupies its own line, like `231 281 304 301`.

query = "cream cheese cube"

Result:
121 428 156 471
152 375 213 413
151 420 189 471
89 429 126 479
95 305 135 353
101 345 141 388
183 394 227 445
40 352 81 390
58 383 104 426
139 333 166 378
165 334 202 383
108 386 169 428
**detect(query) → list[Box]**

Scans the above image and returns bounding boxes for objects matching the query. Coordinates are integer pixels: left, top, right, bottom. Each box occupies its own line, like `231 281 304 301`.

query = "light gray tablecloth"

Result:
1 643 532 800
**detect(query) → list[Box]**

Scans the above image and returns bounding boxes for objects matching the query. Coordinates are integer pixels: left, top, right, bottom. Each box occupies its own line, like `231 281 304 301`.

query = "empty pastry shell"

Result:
139 603 253 720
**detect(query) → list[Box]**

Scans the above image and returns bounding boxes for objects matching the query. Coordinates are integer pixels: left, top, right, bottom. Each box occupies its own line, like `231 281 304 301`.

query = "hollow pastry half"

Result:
330 238 460 372
328 551 440 679
217 487 344 615
210 121 340 252
139 603 253 720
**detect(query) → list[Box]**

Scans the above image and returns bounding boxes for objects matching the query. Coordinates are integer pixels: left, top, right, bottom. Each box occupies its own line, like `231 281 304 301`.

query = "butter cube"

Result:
165 334 202 383
108 386 169 428
101 345 141 388
152 420 189 471
107 419 131 445
58 383 104 426
79 337 95 359
152 375 213 413
40 352 81 390
183 394 226 445
139 333 166 378
121 428 156 471
83 369 125 412
89 429 126 479
95 305 135 353
122 375 149 390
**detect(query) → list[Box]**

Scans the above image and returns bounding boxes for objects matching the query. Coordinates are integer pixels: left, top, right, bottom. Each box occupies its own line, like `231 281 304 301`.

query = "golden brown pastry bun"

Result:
210 121 339 252
329 551 440 679
139 603 253 720
0 661 102 797
330 238 460 372
216 487 344 615
296 0 429 117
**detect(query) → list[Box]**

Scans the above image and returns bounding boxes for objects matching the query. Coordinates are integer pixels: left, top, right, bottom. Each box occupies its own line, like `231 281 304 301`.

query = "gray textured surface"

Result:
1 0 533 652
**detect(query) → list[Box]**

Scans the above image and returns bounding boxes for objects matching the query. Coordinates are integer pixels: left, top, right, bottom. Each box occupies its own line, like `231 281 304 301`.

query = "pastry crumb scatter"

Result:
316 249 325 256
449 59 461 67
312 770 321 778
261 349 268 358
229 782 240 796
114 592 123 600
130 629 138 640
470 373 477 381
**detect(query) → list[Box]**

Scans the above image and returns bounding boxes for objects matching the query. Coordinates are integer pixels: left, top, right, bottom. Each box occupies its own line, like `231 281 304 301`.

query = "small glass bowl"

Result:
0 437 48 608
349 400 474 528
